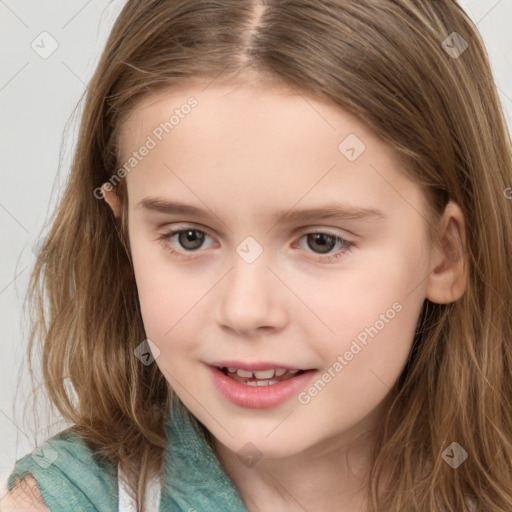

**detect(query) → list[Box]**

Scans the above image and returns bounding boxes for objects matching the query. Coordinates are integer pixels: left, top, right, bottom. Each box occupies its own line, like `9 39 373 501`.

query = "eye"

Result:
158 226 214 256
295 230 354 262
158 226 354 263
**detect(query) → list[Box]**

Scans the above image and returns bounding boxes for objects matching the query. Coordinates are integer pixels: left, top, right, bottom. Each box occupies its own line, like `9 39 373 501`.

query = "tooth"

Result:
253 369 275 379
236 369 254 378
245 379 279 386
289 369 299 374
274 369 287 376
227 367 237 373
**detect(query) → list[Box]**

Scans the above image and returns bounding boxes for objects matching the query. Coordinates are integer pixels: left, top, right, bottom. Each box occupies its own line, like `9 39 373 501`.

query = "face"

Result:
117 80 433 461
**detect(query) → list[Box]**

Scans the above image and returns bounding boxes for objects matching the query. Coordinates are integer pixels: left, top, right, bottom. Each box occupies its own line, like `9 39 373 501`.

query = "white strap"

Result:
118 463 162 512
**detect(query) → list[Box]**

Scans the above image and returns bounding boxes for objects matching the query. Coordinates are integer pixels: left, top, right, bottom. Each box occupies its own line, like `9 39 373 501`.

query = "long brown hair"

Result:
26 0 512 510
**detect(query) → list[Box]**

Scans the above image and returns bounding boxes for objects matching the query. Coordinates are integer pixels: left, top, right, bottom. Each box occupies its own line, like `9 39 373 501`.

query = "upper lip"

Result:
209 360 312 371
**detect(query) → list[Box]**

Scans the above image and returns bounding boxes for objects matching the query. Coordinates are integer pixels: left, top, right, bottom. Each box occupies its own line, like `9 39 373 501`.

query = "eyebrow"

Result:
137 197 385 224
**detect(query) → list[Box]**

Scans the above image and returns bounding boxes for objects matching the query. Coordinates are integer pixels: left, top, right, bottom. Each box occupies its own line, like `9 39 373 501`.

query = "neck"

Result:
213 427 376 512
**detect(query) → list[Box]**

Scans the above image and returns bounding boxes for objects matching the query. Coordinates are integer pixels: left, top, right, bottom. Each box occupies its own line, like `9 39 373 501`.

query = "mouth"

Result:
216 366 308 386
208 364 317 409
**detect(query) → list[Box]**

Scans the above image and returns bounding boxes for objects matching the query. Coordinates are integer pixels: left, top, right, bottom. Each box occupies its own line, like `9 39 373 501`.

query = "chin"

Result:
211 425 310 461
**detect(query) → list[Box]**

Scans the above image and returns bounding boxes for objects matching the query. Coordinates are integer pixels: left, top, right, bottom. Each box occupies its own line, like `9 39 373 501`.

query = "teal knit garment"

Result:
7 402 250 512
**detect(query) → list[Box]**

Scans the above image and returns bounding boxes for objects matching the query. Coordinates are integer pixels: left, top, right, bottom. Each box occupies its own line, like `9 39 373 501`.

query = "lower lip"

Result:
208 365 317 409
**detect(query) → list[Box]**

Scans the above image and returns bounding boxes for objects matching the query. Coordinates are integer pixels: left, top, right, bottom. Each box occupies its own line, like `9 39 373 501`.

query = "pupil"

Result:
308 233 334 254
179 230 204 250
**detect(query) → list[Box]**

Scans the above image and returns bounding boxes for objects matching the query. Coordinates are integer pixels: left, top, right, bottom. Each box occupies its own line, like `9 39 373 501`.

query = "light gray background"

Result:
1 0 511 494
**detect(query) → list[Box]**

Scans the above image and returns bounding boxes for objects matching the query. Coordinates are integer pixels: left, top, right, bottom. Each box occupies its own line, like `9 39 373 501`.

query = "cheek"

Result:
288 234 428 349
128 229 235 374
313 299 421 436
291 236 428 414
297 278 424 434
128 224 201 344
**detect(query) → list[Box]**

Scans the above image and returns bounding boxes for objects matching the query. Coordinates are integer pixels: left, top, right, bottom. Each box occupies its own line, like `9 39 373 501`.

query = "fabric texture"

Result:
6 430 118 512
159 403 249 512
7 400 249 511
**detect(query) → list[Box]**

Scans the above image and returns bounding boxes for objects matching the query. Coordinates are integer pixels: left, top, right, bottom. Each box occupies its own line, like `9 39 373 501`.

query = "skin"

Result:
2 476 48 512
97 80 467 512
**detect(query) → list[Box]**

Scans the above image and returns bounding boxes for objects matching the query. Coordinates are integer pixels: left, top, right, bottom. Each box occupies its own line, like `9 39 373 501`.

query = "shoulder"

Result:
2 475 49 512
5 428 118 512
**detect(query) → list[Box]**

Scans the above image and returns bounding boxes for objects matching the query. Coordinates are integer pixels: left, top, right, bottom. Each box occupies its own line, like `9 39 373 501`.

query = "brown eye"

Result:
159 227 211 253
176 229 205 250
296 230 354 262
305 233 337 254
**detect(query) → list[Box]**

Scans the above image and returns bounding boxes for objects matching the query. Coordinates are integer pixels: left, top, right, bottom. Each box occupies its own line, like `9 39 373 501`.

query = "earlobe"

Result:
425 201 468 304
101 184 121 218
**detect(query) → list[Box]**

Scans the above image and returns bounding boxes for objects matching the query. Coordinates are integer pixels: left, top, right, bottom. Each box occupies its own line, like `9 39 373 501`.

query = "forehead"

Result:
118 79 388 165
117 81 421 223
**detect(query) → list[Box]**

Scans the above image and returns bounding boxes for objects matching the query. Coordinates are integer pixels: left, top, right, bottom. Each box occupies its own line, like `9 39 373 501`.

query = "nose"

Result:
216 250 288 336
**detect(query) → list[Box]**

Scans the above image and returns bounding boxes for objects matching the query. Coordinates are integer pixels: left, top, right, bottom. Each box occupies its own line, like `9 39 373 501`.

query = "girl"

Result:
4 0 512 511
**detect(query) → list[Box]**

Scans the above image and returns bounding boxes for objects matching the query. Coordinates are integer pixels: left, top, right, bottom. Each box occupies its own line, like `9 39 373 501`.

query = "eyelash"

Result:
157 225 354 263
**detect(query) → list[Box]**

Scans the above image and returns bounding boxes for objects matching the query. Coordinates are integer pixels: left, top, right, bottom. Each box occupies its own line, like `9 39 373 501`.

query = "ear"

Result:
425 201 468 304
101 184 121 218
